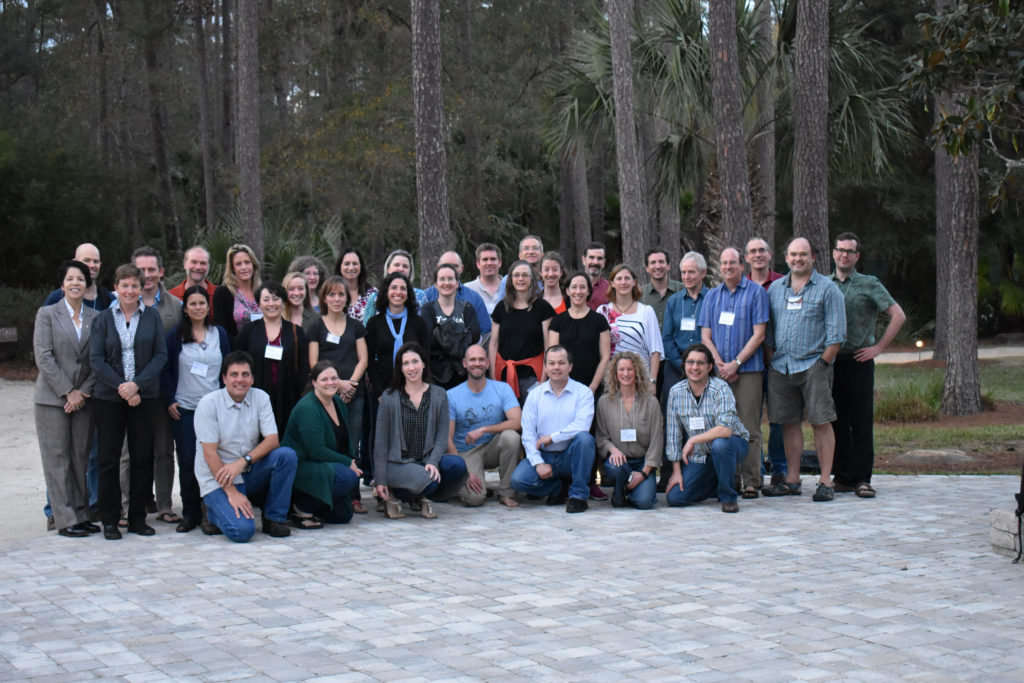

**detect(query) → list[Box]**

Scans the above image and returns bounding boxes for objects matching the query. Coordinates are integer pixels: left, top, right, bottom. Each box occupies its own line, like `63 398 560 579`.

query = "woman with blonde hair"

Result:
213 244 262 338
282 271 320 338
595 351 664 509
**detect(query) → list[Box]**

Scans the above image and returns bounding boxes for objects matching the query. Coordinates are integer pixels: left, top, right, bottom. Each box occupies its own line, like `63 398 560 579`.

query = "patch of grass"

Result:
874 423 1024 452
873 376 943 422
875 357 1024 405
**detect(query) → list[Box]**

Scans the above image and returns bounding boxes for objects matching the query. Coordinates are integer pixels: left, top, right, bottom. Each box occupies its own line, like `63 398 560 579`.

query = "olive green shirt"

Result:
641 279 684 327
829 270 897 354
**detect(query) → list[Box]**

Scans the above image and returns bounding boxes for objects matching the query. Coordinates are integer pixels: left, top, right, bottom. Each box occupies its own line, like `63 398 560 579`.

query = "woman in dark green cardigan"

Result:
282 361 363 526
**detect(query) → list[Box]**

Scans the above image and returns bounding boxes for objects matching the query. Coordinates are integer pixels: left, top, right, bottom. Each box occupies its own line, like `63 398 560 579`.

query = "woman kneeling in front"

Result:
281 361 363 528
665 343 750 513
373 342 468 519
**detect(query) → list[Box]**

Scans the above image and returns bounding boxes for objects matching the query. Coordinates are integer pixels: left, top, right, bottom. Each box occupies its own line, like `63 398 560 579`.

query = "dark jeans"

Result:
762 367 787 477
392 455 469 503
666 435 748 506
511 433 596 501
294 462 358 524
95 397 158 526
170 408 203 523
832 355 875 486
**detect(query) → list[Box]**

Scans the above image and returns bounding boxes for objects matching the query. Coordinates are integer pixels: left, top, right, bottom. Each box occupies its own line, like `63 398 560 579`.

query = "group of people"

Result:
33 232 904 541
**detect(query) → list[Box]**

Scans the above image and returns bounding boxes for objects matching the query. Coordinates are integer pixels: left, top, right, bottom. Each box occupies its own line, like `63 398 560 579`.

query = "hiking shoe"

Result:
721 501 739 513
565 497 588 513
812 482 834 502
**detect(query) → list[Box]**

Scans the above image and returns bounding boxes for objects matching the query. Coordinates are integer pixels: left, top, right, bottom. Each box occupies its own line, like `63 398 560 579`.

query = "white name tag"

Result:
718 311 735 326
190 361 209 377
249 312 263 321
680 317 696 331
786 296 802 311
326 333 341 344
688 416 705 432
620 428 637 443
264 344 283 361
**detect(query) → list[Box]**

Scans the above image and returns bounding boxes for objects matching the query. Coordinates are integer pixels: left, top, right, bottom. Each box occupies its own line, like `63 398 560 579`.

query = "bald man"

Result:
43 243 113 310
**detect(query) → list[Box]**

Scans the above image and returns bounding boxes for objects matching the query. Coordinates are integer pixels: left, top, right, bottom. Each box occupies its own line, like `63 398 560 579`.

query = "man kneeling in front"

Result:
511 345 595 513
194 350 297 541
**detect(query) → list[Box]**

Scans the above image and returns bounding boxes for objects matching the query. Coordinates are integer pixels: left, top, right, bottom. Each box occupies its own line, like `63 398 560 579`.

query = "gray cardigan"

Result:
373 384 449 493
33 303 98 407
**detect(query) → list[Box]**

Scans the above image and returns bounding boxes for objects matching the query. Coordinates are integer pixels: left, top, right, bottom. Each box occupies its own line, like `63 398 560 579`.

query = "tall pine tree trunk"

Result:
412 0 452 286
93 0 111 168
569 140 592 265
753 0 776 250
709 0 754 252
933 107 951 361
236 0 263 259
607 0 650 269
195 6 216 232
792 0 829 266
220 0 233 162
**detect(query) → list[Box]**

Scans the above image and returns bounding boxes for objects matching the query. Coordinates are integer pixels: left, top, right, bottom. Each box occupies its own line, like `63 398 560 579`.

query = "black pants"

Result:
831 355 875 486
95 397 157 526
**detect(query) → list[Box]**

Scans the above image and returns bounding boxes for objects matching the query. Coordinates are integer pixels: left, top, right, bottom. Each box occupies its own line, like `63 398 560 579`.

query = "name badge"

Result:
786 296 802 311
190 361 209 377
688 416 705 432
326 333 341 344
680 317 696 331
249 312 263 322
265 344 283 361
718 311 735 326
620 428 637 443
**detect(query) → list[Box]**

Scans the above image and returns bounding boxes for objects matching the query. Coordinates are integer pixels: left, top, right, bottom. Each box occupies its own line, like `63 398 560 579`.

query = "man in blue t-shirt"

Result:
447 345 522 507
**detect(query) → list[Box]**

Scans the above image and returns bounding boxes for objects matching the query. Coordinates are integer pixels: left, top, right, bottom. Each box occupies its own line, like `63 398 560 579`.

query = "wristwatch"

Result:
242 454 253 473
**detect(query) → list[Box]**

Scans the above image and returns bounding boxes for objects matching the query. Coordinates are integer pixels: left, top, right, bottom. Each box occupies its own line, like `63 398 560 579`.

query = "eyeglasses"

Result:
511 272 532 279
834 248 858 256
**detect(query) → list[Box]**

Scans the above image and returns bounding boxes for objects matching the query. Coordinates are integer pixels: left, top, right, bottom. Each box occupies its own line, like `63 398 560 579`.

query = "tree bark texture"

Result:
195 7 216 231
932 100 951 361
792 0 829 268
412 0 452 287
236 0 263 259
569 140 592 265
92 0 110 167
752 0 776 251
708 0 754 253
142 2 182 255
220 0 233 162
607 0 650 270
939 142 981 415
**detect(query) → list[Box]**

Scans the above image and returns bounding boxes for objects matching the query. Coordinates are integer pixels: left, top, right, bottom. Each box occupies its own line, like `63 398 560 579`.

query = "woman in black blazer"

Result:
235 281 310 436
90 264 168 539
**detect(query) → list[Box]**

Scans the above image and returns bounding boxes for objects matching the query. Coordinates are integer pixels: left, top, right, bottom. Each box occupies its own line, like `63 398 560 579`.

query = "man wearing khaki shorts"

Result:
762 237 846 502
447 345 523 507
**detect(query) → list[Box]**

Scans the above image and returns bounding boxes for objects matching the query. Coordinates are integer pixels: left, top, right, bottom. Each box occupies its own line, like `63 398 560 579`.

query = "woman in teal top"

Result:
282 361 363 526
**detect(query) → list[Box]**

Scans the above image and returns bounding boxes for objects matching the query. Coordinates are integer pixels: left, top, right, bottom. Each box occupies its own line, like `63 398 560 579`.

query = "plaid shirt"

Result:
766 270 846 374
666 376 748 463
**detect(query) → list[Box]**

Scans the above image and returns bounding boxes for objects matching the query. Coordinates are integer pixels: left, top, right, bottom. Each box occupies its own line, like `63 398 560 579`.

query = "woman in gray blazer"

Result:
90 263 168 540
373 342 467 519
34 260 100 537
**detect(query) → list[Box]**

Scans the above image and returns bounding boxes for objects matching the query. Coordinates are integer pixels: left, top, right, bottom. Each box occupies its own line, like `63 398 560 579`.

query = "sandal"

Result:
742 487 759 499
156 512 182 524
351 500 368 514
762 481 802 497
384 499 405 519
288 506 324 529
420 500 436 519
855 482 876 498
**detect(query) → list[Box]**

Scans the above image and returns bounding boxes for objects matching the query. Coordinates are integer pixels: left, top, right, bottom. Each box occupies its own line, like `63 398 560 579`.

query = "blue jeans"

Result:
203 446 297 542
295 463 359 524
510 432 596 501
602 457 658 509
392 455 468 503
761 369 787 476
667 436 747 506
170 409 202 523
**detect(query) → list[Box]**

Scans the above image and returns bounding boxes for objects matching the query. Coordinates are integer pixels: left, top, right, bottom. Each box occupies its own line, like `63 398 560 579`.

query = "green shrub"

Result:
873 375 943 422
0 286 50 365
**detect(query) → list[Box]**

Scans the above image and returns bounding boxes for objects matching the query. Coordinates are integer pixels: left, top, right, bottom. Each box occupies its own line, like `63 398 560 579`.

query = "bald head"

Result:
438 250 463 276
462 343 489 381
719 247 743 286
785 237 815 277
74 243 101 280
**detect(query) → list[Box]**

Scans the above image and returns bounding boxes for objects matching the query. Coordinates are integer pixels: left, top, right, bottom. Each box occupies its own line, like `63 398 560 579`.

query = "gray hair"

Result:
680 251 707 272
384 249 416 280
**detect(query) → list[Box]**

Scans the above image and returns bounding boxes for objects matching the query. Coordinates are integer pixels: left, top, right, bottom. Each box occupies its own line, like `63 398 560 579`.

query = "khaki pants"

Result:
730 372 763 489
455 429 521 506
